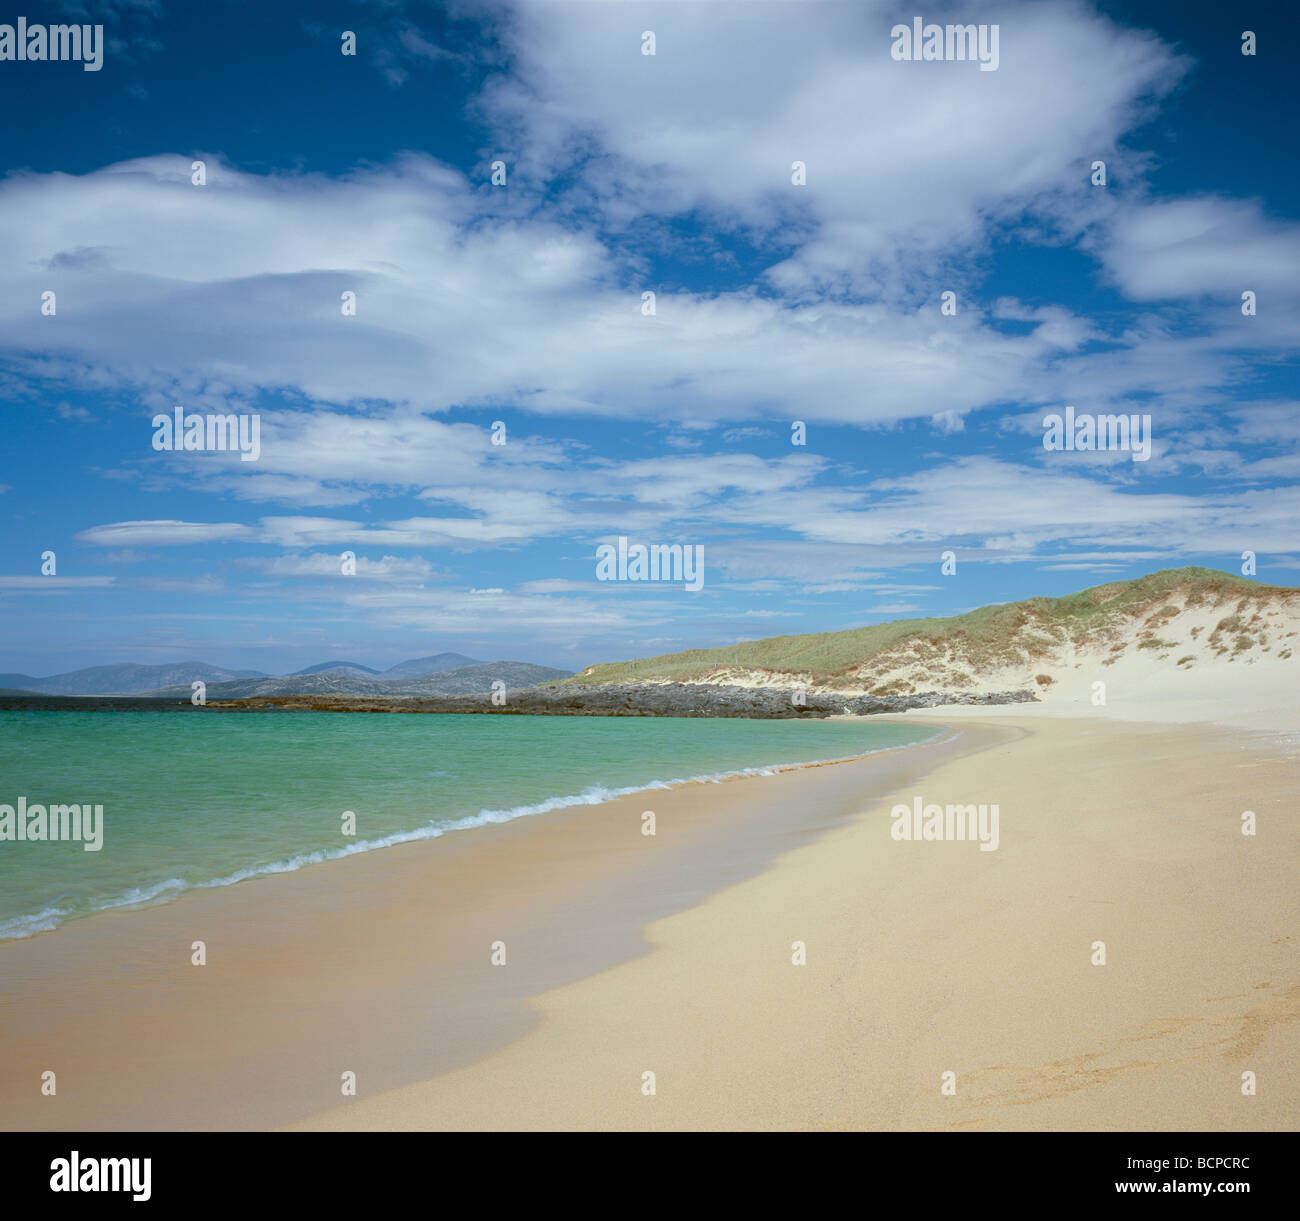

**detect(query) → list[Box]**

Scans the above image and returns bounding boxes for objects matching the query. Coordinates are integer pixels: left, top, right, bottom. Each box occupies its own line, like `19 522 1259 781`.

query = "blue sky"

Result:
1 0 1297 675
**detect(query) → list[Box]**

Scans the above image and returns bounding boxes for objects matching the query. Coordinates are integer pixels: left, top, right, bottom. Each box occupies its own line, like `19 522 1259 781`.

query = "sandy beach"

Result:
0 721 981 1130
282 708 1297 1131
4 0 1300 1180
2 691 1295 1132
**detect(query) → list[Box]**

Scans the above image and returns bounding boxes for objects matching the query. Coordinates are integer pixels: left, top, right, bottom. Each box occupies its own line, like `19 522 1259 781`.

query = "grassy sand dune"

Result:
568 568 1299 703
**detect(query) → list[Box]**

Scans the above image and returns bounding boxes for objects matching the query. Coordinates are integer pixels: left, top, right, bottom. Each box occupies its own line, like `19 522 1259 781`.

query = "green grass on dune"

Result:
564 567 1294 686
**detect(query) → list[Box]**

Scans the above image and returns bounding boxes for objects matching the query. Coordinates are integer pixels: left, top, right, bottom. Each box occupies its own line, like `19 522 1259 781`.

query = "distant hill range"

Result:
568 567 1299 697
376 653 480 679
288 660 382 679
0 653 568 697
0 661 266 696
286 654 477 681
155 661 570 700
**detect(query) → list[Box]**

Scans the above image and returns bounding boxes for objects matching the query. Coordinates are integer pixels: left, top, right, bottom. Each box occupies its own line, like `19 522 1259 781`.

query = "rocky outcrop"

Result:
209 683 1037 718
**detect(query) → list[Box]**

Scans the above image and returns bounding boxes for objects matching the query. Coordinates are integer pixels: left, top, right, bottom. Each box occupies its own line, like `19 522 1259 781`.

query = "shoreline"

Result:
0 685 1037 718
0 721 948 945
0 721 1001 1130
4 705 1294 1132
291 710 1299 1132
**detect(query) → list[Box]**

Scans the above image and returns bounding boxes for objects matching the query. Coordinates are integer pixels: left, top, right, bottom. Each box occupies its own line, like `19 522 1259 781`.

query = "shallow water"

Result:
0 707 933 938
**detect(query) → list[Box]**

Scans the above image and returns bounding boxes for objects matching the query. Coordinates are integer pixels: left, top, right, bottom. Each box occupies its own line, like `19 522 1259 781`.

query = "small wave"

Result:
0 729 943 940
0 905 69 940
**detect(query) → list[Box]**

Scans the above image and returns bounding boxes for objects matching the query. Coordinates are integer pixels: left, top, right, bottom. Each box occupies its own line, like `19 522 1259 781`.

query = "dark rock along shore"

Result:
207 683 1039 718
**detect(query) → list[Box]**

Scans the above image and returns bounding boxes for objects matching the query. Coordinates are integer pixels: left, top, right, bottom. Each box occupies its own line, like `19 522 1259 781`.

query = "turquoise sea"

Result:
0 708 933 940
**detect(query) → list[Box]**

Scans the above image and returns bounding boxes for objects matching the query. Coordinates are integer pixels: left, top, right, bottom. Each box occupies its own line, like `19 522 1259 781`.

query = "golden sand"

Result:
292 714 1299 1130
3 710 1294 1131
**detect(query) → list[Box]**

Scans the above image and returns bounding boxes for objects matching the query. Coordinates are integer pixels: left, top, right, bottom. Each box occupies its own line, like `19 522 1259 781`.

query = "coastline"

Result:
290 710 1299 1132
0 722 997 1131
0 716 941 944
4 704 1294 1132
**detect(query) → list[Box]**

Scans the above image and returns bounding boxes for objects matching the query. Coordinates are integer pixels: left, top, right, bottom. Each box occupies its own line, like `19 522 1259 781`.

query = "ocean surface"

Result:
0 708 934 940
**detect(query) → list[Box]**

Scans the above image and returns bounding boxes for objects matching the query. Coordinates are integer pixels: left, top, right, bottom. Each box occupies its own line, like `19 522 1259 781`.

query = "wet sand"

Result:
292 714 1299 1131
5 711 1294 1132
0 723 993 1130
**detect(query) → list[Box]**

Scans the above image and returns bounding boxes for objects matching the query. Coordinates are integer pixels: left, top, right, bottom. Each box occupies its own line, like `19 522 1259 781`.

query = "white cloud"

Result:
248 553 442 582
74 520 254 547
481 0 1183 293
1099 196 1300 302
0 576 115 591
0 1 1272 438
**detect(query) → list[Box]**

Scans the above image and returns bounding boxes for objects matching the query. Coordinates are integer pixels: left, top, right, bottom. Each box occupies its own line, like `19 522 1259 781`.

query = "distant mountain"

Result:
150 660 570 700
381 652 479 679
0 673 40 691
0 653 559 699
0 661 268 696
384 661 569 695
289 660 382 679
